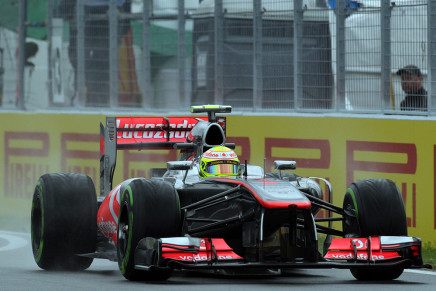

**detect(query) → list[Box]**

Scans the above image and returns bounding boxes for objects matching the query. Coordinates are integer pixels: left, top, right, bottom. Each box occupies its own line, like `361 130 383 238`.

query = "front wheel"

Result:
117 178 180 281
343 179 407 281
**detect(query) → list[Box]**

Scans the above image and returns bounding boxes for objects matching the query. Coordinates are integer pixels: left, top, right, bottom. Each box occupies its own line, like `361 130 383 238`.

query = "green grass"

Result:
422 243 436 268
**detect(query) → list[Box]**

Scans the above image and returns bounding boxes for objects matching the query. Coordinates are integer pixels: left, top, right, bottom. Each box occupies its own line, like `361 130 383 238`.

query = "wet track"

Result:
1 230 435 291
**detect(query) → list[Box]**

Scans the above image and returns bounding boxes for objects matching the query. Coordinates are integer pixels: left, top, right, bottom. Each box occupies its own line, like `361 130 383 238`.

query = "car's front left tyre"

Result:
117 178 180 281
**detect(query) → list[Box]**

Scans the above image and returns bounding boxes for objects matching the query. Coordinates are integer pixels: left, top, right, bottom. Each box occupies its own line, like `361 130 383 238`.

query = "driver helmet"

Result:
199 146 240 178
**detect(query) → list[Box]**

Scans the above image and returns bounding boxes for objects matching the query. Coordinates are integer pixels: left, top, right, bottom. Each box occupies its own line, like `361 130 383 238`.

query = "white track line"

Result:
0 230 29 252
0 230 29 236
404 269 436 276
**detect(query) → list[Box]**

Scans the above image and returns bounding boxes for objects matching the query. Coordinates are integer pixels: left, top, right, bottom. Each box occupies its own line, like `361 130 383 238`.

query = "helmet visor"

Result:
206 160 239 176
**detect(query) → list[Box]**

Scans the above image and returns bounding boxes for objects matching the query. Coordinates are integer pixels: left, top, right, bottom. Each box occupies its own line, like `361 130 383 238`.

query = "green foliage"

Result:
422 243 436 268
0 0 47 40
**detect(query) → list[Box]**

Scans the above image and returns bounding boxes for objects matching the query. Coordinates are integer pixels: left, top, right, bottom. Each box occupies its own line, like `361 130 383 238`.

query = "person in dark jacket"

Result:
397 65 427 111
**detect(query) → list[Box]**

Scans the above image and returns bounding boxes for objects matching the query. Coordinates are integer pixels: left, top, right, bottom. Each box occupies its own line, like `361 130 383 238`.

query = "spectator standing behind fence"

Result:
396 65 427 111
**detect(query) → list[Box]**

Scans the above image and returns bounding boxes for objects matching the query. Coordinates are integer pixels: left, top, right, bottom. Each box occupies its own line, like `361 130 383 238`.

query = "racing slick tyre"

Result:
117 178 180 281
31 173 97 270
343 179 407 281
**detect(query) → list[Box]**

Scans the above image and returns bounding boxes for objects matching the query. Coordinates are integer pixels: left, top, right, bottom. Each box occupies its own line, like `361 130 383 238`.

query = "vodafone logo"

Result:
178 254 234 261
352 239 367 249
329 253 386 260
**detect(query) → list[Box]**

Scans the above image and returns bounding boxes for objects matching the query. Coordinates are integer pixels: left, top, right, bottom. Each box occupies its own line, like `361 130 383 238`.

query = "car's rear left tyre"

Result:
343 179 407 281
117 178 180 281
31 173 97 270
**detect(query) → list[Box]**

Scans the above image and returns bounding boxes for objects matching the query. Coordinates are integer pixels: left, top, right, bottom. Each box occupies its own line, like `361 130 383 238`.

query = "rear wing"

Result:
114 116 210 149
99 115 226 197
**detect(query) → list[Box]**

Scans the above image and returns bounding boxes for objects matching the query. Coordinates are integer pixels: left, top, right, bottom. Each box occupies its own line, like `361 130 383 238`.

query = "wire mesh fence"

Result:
0 0 435 114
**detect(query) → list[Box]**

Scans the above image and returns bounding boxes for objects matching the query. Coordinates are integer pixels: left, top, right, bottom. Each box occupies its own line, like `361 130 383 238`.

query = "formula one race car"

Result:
31 105 430 281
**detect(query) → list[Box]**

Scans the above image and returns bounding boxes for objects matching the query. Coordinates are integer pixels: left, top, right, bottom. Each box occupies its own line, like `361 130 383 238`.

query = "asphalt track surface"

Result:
1 230 435 291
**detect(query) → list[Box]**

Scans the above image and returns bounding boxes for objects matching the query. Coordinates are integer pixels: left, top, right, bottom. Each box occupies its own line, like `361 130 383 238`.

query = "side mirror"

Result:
167 161 192 171
274 160 297 180
274 160 297 170
166 161 193 184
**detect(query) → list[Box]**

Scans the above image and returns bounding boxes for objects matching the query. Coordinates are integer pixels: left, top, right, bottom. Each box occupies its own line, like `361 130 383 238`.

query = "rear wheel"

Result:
117 178 180 281
31 173 97 270
343 179 407 280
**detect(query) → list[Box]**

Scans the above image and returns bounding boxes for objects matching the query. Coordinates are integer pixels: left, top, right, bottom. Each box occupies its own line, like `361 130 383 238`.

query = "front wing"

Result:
133 235 429 271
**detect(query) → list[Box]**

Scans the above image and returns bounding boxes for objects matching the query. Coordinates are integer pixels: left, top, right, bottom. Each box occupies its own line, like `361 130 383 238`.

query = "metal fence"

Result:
1 0 435 114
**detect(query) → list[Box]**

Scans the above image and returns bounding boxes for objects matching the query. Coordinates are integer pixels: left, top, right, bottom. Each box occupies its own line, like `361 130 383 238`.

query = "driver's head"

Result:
397 65 424 94
199 146 240 178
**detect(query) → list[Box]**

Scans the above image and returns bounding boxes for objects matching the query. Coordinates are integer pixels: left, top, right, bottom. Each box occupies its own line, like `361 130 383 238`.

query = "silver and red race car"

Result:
31 105 431 281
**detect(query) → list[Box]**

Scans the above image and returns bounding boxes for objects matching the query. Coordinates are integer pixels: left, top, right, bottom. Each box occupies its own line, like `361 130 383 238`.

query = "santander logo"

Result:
97 217 117 236
204 150 237 159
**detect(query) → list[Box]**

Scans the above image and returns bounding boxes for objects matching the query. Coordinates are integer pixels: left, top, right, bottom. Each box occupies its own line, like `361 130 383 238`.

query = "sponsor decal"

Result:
328 253 385 260
97 184 121 241
325 251 401 260
162 238 242 261
203 151 237 159
4 132 50 198
97 217 117 236
328 237 380 251
347 141 417 227
162 251 242 262
61 133 99 183
325 238 401 260
352 238 367 249
177 254 235 261
116 117 207 142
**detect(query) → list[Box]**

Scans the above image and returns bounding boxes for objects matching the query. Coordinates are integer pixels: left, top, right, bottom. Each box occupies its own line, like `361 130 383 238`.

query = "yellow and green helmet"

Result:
199 146 240 178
